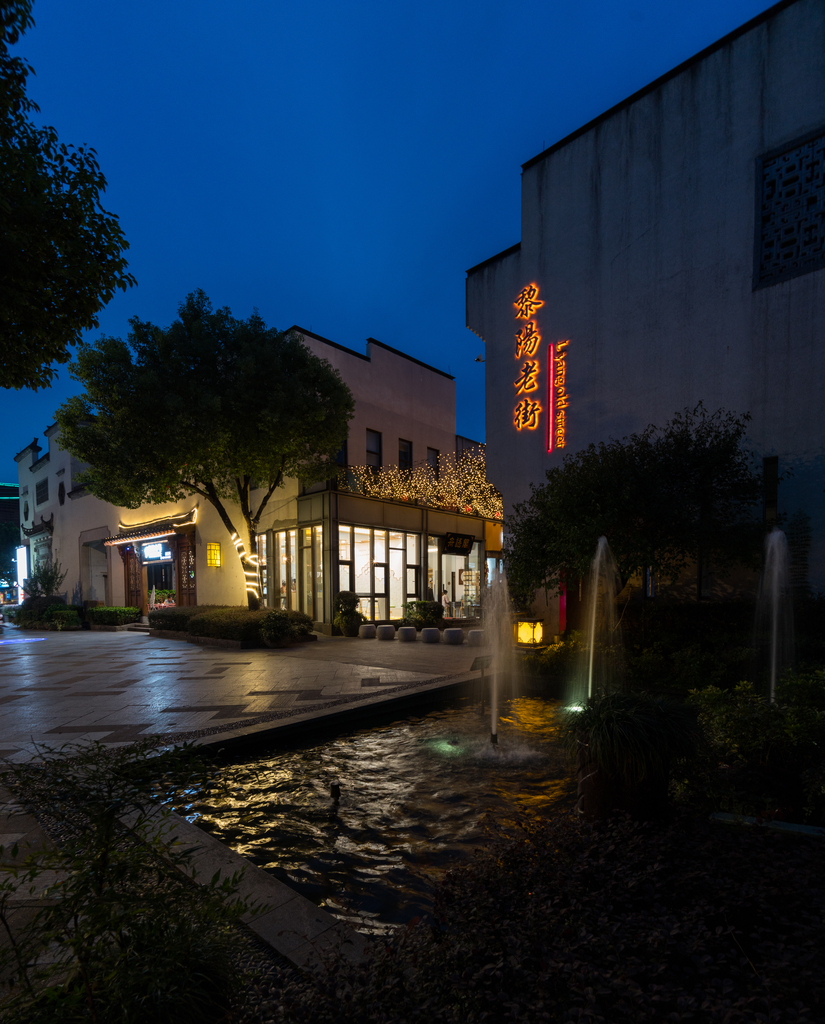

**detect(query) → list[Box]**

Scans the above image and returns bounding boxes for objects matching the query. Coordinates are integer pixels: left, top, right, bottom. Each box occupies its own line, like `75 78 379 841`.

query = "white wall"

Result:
467 0 825 589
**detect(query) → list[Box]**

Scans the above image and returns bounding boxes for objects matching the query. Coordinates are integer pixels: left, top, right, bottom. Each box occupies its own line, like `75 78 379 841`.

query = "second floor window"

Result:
398 439 412 470
427 447 439 478
35 479 48 505
366 429 382 469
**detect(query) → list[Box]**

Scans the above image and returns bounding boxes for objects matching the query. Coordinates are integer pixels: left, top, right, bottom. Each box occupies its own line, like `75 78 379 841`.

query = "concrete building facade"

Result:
14 331 499 627
466 0 825 605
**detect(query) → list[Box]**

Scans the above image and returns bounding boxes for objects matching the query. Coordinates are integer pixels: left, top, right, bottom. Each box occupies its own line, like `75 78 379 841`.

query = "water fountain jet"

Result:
754 528 794 701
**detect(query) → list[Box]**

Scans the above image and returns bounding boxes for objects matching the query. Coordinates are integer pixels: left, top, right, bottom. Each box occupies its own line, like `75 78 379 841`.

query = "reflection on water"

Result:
174 696 573 933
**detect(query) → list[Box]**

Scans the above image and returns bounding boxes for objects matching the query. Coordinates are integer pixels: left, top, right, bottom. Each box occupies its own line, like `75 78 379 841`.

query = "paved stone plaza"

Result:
0 627 484 761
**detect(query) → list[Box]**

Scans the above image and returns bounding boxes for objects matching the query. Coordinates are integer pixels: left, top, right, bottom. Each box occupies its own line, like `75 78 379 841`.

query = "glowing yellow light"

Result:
514 283 544 319
514 359 540 394
206 542 221 567
514 618 544 645
515 321 541 358
514 398 542 431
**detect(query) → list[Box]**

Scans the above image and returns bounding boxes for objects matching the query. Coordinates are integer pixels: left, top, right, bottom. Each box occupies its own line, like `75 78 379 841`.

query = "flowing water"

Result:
572 536 625 704
755 528 795 701
175 695 572 934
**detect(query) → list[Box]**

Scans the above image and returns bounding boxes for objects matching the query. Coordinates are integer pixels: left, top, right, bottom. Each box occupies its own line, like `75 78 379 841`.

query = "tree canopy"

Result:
55 291 355 609
505 405 764 604
1 0 135 391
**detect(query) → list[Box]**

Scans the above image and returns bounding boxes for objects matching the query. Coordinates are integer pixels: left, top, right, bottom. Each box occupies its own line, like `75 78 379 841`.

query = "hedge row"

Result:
148 605 315 646
86 606 141 626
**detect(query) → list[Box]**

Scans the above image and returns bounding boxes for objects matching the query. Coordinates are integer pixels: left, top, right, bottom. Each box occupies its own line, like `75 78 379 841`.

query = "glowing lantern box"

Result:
514 617 544 646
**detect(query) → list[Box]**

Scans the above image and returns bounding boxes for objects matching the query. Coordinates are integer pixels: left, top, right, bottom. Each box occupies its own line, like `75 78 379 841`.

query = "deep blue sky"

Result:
3 0 777 479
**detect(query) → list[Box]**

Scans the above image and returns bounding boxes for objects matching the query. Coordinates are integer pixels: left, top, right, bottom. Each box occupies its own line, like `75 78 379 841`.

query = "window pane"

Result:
301 542 313 617
406 533 419 564
427 448 439 477
354 529 371 592
373 530 386 562
357 596 371 619
256 533 268 604
398 439 412 470
313 526 323 619
374 597 387 620
407 567 417 594
338 525 352 561
366 429 382 468
389 531 404 549
288 530 297 609
373 564 385 593
389 549 404 619
339 564 350 592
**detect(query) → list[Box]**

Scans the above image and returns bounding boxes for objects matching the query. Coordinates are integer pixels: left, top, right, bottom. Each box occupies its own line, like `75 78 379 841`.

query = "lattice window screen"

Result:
755 128 825 288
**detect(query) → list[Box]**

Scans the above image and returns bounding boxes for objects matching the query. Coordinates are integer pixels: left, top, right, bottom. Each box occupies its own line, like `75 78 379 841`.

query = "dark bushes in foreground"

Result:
276 810 825 1024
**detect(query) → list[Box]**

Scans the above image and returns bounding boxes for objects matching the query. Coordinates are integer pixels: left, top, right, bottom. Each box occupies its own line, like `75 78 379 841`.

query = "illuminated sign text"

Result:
547 339 569 451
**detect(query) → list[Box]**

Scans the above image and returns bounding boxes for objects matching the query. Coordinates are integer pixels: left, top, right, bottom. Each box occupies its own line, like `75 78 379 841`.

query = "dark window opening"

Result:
427 447 439 478
398 439 412 470
35 479 48 505
366 430 382 469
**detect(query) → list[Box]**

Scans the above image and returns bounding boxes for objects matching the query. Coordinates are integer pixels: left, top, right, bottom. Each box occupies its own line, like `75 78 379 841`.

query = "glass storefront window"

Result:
440 538 482 620
288 530 297 608
313 526 323 619
338 525 423 622
301 528 313 618
256 533 268 604
427 535 439 602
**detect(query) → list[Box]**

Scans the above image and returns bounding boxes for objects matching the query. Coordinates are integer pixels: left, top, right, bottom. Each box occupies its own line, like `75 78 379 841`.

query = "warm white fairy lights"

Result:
339 447 502 519
231 531 261 598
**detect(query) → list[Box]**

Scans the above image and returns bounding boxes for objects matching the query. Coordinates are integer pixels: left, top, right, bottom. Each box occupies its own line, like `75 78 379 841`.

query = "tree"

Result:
55 291 355 609
505 404 763 604
1 0 135 391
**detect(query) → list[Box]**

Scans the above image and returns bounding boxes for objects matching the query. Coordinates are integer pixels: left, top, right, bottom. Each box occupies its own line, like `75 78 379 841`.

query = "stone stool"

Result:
397 626 417 642
420 627 441 643
443 628 465 645
358 623 377 639
467 629 485 646
376 624 396 641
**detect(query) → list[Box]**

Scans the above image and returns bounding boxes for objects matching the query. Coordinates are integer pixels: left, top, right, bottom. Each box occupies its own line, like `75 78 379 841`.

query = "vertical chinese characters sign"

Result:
513 284 570 452
513 284 543 433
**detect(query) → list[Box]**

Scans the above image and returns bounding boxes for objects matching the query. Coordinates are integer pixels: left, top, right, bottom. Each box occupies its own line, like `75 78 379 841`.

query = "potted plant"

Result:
564 690 700 820
333 591 366 637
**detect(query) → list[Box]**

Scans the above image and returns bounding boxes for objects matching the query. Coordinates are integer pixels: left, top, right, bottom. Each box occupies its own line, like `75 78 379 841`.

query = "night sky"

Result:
2 0 777 479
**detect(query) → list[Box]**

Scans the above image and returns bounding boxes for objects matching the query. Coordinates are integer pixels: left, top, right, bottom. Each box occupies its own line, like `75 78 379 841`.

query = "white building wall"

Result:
467 0 825 589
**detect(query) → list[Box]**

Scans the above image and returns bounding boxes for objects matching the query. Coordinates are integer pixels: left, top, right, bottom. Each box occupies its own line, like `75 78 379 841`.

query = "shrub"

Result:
86 605 141 626
260 609 294 647
147 605 227 632
564 690 701 783
48 608 82 630
333 590 366 636
521 629 586 680
0 741 249 1024
187 608 269 643
24 558 68 598
401 600 444 630
287 609 314 635
684 680 825 822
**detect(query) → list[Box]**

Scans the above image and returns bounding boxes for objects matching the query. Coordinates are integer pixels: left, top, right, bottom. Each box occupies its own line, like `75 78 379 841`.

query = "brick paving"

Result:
0 627 487 761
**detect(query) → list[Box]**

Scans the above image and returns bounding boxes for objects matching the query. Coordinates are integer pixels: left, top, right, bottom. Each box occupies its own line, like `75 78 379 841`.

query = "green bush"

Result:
187 607 269 643
333 590 366 636
86 606 141 626
521 629 586 680
260 609 294 647
42 603 82 621
0 741 249 1024
401 599 444 629
287 609 314 635
48 609 82 630
148 605 229 632
684 680 825 822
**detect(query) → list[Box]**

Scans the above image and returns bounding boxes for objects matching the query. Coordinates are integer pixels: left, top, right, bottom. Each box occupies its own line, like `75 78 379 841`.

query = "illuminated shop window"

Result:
206 542 221 567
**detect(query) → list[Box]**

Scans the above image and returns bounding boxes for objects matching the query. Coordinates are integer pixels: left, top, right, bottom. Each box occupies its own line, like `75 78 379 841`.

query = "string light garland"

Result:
339 448 502 519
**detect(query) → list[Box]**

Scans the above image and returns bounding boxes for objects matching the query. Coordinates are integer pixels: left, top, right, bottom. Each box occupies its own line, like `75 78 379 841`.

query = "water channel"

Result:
175 694 573 934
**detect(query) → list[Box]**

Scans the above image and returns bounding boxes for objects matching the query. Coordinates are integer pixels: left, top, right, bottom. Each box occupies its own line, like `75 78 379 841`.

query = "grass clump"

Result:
0 741 252 1024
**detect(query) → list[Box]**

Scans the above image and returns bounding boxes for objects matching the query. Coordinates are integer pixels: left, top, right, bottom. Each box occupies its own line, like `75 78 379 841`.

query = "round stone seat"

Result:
443 628 465 645
420 627 441 643
376 624 396 641
358 623 377 639
467 629 485 646
396 626 417 642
